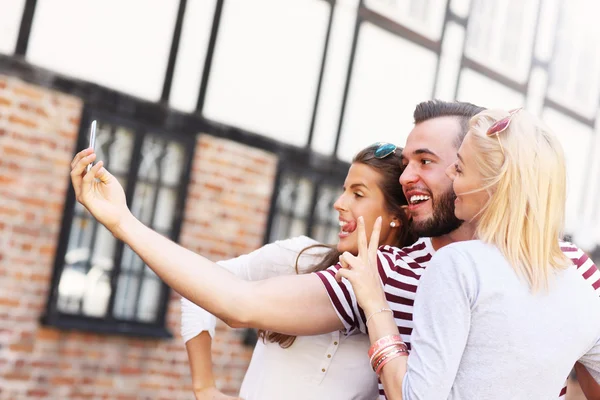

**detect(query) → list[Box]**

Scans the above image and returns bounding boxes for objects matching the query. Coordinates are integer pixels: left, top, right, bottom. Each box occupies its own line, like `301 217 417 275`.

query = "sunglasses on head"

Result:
486 108 524 154
372 142 398 159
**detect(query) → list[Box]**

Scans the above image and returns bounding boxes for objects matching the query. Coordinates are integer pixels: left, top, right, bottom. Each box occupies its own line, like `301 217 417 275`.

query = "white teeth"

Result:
410 195 431 204
339 221 347 227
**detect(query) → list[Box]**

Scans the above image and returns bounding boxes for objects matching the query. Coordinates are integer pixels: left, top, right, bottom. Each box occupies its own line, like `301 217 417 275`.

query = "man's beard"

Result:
411 189 463 237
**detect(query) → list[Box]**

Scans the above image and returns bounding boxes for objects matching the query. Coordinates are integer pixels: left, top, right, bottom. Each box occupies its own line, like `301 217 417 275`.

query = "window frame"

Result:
41 107 196 338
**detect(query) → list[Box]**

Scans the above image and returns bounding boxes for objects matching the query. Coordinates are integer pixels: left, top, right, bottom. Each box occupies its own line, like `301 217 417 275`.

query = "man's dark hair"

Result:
413 100 486 147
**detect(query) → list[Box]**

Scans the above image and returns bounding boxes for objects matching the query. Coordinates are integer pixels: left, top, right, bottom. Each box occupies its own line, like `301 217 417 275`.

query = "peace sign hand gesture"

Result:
335 216 390 317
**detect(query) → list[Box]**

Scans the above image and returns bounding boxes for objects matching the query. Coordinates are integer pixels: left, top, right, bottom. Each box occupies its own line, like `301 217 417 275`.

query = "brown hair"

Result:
413 100 486 147
258 144 417 348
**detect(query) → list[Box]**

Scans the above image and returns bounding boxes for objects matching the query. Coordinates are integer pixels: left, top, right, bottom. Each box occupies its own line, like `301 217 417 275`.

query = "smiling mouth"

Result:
409 195 431 205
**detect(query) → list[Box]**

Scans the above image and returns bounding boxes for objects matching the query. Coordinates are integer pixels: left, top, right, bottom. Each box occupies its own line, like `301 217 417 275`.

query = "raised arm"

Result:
71 149 343 336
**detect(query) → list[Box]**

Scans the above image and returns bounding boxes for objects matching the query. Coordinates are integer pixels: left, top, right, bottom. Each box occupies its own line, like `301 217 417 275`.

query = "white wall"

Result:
26 0 178 101
0 0 26 54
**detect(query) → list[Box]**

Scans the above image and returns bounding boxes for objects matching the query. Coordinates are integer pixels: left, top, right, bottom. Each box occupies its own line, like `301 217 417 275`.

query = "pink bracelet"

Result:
368 334 404 358
370 341 407 365
375 348 409 375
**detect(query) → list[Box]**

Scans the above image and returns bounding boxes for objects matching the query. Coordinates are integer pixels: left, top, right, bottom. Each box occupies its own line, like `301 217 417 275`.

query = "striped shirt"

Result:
315 238 600 399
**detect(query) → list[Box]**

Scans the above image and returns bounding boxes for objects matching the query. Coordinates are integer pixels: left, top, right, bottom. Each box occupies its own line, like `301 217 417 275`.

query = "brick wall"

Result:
0 75 278 399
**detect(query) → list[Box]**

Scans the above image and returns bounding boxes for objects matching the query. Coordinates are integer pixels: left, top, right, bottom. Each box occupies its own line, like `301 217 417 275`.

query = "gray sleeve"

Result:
402 247 475 399
580 338 600 383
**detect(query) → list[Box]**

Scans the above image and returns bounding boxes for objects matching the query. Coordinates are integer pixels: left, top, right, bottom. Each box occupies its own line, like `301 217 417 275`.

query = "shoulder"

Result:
375 238 434 282
270 236 324 255
379 238 434 263
430 241 497 275
438 240 498 258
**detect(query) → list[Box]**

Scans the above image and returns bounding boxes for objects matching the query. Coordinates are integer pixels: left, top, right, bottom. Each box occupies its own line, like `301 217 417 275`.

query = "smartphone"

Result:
86 120 97 172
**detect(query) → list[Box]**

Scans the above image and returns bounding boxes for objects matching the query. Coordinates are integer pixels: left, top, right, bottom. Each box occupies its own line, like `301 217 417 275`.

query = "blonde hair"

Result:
466 109 571 291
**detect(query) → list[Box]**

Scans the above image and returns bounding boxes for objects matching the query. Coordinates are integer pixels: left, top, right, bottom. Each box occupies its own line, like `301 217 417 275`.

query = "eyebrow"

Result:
401 148 438 161
348 183 369 190
414 148 438 157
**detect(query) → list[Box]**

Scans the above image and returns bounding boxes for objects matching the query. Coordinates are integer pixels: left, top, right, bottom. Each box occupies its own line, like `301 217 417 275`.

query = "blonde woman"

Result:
338 109 600 399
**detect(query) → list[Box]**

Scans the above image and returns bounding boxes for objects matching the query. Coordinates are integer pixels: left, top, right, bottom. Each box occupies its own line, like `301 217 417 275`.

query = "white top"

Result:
180 236 379 400
403 240 600 399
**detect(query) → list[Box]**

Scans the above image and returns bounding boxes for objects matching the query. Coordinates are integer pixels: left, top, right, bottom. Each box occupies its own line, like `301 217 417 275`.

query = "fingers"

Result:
369 216 382 267
357 216 368 258
335 267 354 283
80 160 105 201
93 160 113 184
71 148 94 169
82 160 103 184
339 251 357 269
71 152 96 198
71 152 96 178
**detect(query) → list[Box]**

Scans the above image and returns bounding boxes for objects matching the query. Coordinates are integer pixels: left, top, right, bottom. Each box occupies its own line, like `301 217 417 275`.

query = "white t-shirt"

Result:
403 240 600 399
180 236 379 400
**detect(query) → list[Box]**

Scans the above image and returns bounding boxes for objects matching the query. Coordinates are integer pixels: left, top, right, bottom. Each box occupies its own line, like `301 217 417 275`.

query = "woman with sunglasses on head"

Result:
338 109 600 399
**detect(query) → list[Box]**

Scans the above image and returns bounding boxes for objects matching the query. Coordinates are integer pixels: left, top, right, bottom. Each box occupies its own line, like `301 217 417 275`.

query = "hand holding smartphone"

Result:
87 120 97 173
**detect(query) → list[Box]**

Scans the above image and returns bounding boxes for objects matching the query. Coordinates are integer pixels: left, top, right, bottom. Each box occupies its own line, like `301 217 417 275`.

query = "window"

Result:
43 113 195 338
465 0 539 83
266 166 346 245
546 3 600 120
365 0 448 41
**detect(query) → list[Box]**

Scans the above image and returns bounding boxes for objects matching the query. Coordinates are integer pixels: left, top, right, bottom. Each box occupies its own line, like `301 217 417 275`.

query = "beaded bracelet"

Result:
375 347 409 375
370 341 408 367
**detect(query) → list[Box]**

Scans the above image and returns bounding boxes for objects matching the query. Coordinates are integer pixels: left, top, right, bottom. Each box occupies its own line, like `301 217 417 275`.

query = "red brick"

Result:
27 389 50 397
9 343 34 352
30 273 50 282
36 328 61 341
39 245 55 256
93 378 114 387
31 360 58 369
51 376 77 385
0 297 20 307
12 86 45 100
8 114 38 128
119 366 141 375
4 372 30 380
69 116 81 126
3 144 29 157
139 382 162 390
13 225 41 237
